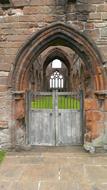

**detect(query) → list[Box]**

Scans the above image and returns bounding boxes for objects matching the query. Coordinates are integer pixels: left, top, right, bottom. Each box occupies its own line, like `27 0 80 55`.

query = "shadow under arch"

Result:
9 22 105 91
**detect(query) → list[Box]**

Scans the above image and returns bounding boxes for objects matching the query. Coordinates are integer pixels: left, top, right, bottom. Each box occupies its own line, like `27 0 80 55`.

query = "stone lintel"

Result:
95 91 107 99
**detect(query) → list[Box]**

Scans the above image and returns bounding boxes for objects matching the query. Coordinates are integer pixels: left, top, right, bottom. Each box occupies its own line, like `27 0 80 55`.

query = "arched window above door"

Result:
50 71 64 89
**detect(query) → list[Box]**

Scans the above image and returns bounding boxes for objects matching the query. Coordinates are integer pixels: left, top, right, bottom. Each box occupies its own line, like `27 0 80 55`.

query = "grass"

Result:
0 150 5 163
32 96 80 109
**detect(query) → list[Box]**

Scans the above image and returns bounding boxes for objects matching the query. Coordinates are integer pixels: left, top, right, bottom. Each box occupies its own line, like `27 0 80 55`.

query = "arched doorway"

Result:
9 23 105 148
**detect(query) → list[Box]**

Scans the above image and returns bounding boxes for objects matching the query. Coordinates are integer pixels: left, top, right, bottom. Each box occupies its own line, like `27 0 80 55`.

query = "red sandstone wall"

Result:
0 0 107 148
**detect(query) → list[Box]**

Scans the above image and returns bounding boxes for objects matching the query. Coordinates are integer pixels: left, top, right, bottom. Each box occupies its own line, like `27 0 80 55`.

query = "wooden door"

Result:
26 91 83 146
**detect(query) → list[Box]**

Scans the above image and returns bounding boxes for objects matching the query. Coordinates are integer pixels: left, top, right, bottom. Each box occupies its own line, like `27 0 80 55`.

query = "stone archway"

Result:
42 47 71 91
9 22 106 150
9 22 105 91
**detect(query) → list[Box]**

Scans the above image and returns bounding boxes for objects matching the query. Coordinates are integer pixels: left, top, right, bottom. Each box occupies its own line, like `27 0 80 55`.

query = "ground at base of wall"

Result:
7 145 107 155
1 148 107 190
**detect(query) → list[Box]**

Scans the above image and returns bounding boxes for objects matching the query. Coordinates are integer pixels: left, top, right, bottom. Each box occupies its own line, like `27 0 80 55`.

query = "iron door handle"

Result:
50 113 52 116
58 113 61 116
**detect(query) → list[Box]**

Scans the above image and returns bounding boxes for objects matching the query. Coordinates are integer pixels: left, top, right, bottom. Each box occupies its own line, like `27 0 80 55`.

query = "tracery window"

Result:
50 71 64 89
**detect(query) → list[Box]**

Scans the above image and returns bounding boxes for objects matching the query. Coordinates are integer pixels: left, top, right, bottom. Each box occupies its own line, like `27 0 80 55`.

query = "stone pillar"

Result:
12 91 26 147
0 92 12 149
84 91 107 152
84 91 107 151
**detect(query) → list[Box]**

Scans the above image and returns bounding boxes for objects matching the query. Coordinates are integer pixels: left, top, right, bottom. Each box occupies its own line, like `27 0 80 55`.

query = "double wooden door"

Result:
26 90 83 146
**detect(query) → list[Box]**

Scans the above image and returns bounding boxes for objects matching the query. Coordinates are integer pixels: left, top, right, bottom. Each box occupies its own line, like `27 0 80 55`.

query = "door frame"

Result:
25 90 84 146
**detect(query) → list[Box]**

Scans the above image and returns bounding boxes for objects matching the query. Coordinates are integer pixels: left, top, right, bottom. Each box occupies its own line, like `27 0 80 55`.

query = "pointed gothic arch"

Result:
9 22 105 91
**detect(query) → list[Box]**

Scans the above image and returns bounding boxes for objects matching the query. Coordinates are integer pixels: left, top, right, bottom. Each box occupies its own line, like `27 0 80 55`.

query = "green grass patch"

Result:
0 150 5 163
32 96 80 109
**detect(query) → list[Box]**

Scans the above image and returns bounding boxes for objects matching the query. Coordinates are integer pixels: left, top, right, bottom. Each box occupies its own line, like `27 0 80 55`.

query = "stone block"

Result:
16 127 25 145
11 0 29 7
0 8 4 16
71 21 84 30
66 13 77 21
0 77 8 85
86 111 104 122
30 0 55 6
0 121 8 129
0 42 22 48
6 34 29 42
66 4 76 13
0 72 9 77
102 13 107 20
18 15 44 22
7 8 23 16
101 27 107 37
97 5 107 12
77 12 89 21
85 23 94 30
89 12 101 20
15 99 25 120
84 98 98 110
0 86 7 92
98 46 107 60
104 99 107 111
23 6 54 15
1 15 19 23
4 48 18 55
0 62 10 71
44 15 59 23
76 4 96 13
85 121 104 141
84 29 100 41
0 129 11 148
95 23 107 28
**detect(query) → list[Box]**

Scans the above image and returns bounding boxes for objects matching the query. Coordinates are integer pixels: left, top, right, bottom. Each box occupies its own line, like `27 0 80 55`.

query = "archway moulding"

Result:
8 22 105 91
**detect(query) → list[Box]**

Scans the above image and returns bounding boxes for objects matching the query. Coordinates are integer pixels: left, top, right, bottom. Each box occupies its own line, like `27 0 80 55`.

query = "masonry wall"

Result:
0 0 107 149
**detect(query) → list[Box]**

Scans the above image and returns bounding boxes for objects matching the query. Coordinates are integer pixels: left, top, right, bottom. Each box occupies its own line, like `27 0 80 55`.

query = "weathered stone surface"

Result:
101 27 107 37
86 111 104 122
0 129 11 148
104 99 107 111
84 98 98 110
7 8 23 16
0 63 11 71
102 13 107 20
15 99 25 120
66 13 77 21
11 0 30 7
23 6 55 15
89 12 101 20
97 4 107 12
16 127 25 145
30 0 56 6
85 23 94 30
0 8 3 16
0 121 8 129
76 4 96 13
83 29 100 40
0 86 7 92
0 77 8 85
0 72 9 77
